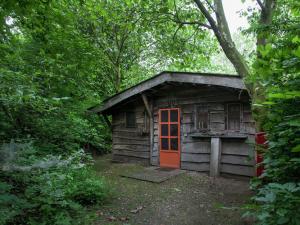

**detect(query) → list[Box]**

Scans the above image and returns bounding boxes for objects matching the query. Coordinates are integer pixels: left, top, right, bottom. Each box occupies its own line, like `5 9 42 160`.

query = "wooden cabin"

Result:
91 72 256 177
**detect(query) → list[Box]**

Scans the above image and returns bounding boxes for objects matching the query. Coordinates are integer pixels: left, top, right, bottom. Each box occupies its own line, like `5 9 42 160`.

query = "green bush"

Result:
0 143 110 225
252 183 300 225
247 2 300 224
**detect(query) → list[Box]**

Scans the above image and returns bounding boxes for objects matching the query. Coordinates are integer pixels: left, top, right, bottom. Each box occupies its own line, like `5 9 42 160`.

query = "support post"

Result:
102 113 112 131
141 93 152 117
141 93 154 165
210 137 221 177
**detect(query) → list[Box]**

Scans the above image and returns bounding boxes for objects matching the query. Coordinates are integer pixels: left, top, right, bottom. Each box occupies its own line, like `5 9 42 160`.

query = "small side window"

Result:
195 105 209 130
227 103 241 130
125 111 136 128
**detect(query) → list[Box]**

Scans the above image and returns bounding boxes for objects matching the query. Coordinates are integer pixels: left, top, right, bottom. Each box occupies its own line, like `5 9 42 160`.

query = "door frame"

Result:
158 108 181 168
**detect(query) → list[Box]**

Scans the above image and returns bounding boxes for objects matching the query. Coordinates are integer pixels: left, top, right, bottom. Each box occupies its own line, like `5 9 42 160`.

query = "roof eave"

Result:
89 72 246 114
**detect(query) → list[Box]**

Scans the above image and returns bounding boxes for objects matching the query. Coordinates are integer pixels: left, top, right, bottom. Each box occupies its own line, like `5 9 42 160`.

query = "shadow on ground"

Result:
93 154 253 225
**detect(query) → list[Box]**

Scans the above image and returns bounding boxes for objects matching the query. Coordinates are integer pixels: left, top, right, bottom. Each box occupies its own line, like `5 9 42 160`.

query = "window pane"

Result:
197 105 208 130
161 124 169 136
228 104 240 130
198 111 208 129
126 112 136 128
161 138 169 150
170 110 178 122
161 110 168 122
170 124 178 136
170 138 178 151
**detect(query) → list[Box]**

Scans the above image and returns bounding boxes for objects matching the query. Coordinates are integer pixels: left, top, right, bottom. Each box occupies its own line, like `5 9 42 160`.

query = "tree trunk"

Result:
253 0 276 129
257 0 276 53
194 0 250 80
114 65 122 93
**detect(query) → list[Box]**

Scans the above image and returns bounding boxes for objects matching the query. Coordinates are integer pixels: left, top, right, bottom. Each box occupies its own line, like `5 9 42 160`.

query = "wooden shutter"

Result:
227 104 241 130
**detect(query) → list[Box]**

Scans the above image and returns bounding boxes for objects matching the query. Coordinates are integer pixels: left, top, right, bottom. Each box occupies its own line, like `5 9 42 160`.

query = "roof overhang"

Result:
89 71 247 114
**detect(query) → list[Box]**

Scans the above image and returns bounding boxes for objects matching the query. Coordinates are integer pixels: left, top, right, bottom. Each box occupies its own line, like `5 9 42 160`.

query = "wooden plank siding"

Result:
151 85 255 176
111 100 150 164
109 83 255 177
220 138 255 177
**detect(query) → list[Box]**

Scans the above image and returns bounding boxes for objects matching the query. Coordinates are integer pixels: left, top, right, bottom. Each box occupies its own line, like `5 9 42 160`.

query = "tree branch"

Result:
214 0 233 43
193 0 251 82
173 24 183 40
204 0 216 13
193 0 221 39
256 0 265 11
171 18 211 29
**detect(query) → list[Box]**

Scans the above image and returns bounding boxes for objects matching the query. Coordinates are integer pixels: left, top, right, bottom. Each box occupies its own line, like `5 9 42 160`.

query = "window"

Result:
195 105 209 130
227 103 241 130
125 111 136 128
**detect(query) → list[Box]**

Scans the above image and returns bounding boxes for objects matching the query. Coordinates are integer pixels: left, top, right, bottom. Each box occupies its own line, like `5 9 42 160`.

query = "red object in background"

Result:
255 132 267 177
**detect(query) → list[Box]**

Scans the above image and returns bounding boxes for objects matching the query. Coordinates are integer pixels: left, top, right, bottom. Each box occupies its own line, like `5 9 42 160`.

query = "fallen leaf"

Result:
130 209 139 213
120 217 129 221
130 206 144 213
96 211 104 216
107 216 117 221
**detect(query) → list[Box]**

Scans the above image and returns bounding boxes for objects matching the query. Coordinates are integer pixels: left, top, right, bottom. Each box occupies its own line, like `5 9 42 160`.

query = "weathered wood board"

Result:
107 81 255 177
150 85 254 176
111 100 150 163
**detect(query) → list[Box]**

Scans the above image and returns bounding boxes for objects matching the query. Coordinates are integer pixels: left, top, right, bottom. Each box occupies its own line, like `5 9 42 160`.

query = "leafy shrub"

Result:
66 168 109 205
247 2 300 224
251 183 300 225
0 142 110 225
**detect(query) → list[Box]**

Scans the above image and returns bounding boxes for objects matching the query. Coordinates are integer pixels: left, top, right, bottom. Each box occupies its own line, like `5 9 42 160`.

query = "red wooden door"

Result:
159 108 180 168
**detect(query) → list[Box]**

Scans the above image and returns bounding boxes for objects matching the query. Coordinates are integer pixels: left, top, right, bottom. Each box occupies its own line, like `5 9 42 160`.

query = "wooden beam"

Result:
141 93 152 117
102 114 112 131
210 137 221 177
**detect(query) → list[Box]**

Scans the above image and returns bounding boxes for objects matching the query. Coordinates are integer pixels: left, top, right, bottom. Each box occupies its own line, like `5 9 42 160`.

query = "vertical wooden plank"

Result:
149 99 154 165
210 137 221 177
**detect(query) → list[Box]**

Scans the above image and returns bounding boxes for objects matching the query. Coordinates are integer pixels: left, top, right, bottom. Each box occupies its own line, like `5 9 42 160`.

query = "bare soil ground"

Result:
93 155 253 225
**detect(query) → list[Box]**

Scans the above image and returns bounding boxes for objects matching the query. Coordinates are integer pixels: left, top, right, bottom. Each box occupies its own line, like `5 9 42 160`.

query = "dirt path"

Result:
93 155 253 225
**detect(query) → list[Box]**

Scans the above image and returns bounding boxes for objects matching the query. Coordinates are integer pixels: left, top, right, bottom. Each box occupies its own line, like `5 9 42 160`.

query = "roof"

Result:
90 71 246 114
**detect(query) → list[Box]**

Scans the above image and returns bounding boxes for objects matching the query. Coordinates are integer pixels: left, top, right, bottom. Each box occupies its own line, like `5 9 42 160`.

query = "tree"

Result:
194 0 275 79
193 0 250 78
73 0 219 93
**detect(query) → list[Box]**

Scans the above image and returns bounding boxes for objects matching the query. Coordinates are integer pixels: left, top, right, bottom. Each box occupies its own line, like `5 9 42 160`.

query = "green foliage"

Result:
0 1 221 224
0 0 112 154
253 183 300 225
0 143 110 225
247 1 300 224
0 0 219 153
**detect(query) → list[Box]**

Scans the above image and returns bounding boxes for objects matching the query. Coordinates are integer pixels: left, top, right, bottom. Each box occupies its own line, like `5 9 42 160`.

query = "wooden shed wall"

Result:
111 100 150 164
151 85 255 176
220 138 255 176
